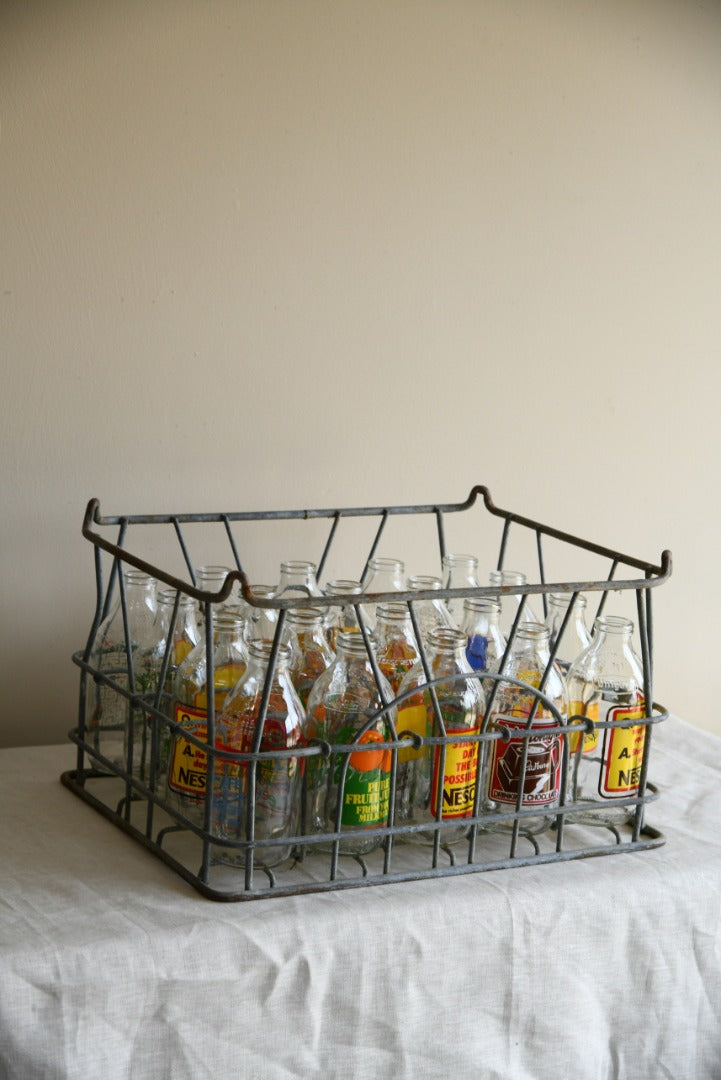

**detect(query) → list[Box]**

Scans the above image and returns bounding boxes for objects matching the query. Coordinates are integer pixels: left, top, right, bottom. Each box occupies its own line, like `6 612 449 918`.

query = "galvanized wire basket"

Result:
65 485 671 901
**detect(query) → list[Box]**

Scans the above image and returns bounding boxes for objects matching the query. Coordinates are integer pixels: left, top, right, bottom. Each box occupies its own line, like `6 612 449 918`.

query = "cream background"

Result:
2 0 720 746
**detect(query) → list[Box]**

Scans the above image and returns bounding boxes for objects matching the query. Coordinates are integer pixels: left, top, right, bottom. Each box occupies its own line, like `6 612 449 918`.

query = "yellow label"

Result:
432 730 479 818
397 703 429 763
568 700 599 755
601 703 646 797
169 703 209 796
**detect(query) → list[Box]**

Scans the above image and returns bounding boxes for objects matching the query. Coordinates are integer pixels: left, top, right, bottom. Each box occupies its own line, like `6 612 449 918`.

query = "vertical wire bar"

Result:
78 542 106 776
546 591 578 852
222 515 244 574
496 515 513 572
118 563 135 823
244 608 288 893
100 519 129 622
595 559 619 620
435 508 446 563
145 589 181 838
645 570 654 685
536 530 547 619
173 518 197 584
355 605 399 876
633 587 654 843
406 602 451 869
200 601 215 885
316 512 340 581
360 510 389 582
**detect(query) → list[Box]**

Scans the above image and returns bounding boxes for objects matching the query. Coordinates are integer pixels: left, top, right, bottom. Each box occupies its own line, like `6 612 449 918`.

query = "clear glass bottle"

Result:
156 587 200 684
545 592 592 675
212 641 307 869
165 611 247 824
441 554 480 625
566 615 647 827
461 598 506 680
323 579 362 649
86 569 158 771
485 622 567 834
373 602 420 697
285 606 335 707
305 631 395 856
275 560 322 599
395 627 485 846
243 585 279 644
488 569 540 639
195 566 245 627
360 556 405 631
406 574 453 650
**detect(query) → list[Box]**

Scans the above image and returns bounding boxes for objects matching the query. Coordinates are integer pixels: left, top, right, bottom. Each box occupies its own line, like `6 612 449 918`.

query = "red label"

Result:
488 717 561 806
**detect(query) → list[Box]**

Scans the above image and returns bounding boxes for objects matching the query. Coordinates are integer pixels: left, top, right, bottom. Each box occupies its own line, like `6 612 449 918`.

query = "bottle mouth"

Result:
515 621 549 641
549 591 587 608
489 569 526 586
247 639 290 662
366 556 404 571
594 615 634 634
375 602 411 620
324 579 362 595
407 575 443 590
442 553 478 568
463 597 500 613
287 606 325 625
428 626 466 650
280 560 317 574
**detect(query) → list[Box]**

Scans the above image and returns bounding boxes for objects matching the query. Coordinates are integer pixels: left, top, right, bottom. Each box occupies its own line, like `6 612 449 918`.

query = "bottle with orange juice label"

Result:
395 627 485 846
566 615 647 827
305 630 396 856
164 611 247 825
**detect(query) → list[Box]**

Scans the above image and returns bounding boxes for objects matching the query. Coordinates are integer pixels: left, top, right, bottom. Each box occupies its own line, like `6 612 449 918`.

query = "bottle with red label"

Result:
164 611 247 825
305 630 396 856
395 626 485 846
212 640 307 869
565 615 647 827
485 622 567 834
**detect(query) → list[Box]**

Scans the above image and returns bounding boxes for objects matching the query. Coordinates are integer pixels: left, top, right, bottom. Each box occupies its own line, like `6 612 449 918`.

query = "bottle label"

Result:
488 715 561 806
168 703 210 796
568 700 600 755
600 702 646 797
465 635 488 671
430 727 480 818
334 727 391 828
397 703 428 763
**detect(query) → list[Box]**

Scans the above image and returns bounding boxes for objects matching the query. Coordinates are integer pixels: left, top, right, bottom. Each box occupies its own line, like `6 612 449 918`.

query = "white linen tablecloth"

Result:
1 716 720 1080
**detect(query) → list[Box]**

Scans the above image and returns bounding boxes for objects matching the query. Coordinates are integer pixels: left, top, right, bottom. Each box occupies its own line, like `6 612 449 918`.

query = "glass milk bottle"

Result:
86 568 157 771
373 602 420 697
566 615 647 827
165 611 247 824
488 569 540 639
323 579 362 650
212 641 306 869
485 623 567 834
461 598 506 681
285 606 335 708
441 554 479 625
545 592 591 675
406 574 454 650
305 631 395 856
360 556 405 631
395 627 485 846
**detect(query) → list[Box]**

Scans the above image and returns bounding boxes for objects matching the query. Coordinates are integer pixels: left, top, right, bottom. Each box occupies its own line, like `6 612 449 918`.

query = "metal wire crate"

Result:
64 485 672 901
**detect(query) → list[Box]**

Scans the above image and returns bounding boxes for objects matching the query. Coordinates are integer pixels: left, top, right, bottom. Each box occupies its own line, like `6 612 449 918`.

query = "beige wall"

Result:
2 0 720 746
